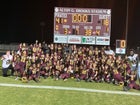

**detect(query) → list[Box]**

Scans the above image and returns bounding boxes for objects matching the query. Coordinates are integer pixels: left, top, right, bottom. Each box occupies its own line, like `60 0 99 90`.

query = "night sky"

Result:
0 0 140 48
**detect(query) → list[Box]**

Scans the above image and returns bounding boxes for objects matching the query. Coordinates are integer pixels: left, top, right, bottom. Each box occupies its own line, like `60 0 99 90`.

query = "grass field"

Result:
0 86 140 105
0 62 140 105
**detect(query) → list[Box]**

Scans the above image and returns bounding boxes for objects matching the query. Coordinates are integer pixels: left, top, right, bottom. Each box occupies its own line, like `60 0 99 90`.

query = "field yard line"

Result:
0 83 140 96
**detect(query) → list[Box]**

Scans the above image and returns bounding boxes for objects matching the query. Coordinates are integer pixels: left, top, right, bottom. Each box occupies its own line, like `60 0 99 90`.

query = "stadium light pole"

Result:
125 0 129 50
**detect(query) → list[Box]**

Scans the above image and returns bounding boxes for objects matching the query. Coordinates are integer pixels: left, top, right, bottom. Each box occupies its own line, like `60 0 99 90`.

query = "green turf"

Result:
0 76 125 90
0 76 140 93
0 61 140 105
0 86 140 105
0 64 140 93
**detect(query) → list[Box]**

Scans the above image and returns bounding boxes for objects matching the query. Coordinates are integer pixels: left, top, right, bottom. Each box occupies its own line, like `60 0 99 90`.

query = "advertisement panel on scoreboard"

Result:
54 7 111 45
54 35 67 43
68 35 81 44
96 36 110 45
82 36 96 44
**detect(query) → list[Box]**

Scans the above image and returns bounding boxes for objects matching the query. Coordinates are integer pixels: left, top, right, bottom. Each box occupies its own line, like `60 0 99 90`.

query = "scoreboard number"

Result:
120 40 126 48
102 19 109 26
64 28 68 35
85 29 92 36
72 28 79 35
96 30 100 35
56 18 62 24
56 18 67 24
72 14 92 23
55 25 59 31
116 40 126 48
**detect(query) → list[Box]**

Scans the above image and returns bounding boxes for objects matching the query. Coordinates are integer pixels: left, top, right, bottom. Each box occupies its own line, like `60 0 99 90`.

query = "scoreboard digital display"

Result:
54 7 111 45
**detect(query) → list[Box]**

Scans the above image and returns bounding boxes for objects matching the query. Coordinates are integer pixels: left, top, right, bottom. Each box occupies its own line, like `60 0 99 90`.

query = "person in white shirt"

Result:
127 49 139 71
104 46 115 57
1 51 14 77
138 62 140 84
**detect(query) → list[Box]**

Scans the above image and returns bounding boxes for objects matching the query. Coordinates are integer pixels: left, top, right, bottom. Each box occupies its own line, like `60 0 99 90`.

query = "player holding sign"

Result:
1 51 14 77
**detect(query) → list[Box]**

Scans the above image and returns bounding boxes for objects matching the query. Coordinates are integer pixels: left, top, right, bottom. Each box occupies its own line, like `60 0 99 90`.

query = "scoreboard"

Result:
116 40 126 54
54 7 111 45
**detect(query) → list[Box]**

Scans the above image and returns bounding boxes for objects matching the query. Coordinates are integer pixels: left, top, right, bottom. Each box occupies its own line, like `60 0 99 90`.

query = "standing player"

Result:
1 51 14 77
137 61 140 84
127 49 139 85
127 49 139 71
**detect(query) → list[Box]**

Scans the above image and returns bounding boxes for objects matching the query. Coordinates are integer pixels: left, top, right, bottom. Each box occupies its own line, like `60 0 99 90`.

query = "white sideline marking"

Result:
0 83 140 96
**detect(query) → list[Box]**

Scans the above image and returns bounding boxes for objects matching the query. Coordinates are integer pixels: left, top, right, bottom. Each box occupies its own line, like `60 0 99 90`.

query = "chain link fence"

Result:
0 44 18 51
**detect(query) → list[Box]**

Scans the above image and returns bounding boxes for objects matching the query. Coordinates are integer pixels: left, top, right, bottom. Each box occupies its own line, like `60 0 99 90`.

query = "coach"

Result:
1 51 14 77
